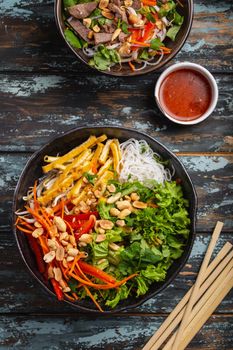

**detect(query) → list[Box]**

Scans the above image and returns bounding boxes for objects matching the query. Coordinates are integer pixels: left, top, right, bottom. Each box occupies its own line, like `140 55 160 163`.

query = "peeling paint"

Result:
121 107 132 115
0 0 53 19
0 76 64 97
182 156 229 172
182 39 206 53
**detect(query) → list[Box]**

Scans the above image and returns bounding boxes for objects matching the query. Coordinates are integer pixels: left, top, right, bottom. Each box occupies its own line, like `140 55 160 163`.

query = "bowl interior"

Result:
13 126 197 313
55 0 193 76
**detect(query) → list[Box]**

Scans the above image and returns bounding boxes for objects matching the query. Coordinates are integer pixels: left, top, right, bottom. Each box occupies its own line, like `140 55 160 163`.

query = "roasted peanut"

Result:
109 242 121 251
131 192 140 201
133 201 147 209
67 256 74 262
96 234 106 242
118 208 131 219
32 227 44 238
67 248 79 257
99 219 114 230
60 232 69 241
43 251 55 263
93 24 100 33
107 192 122 204
124 0 132 6
56 246 65 261
116 219 125 227
53 267 62 282
47 238 58 251
116 200 131 210
107 184 116 193
53 216 66 232
79 234 93 244
83 18 92 28
111 28 121 41
99 0 109 9
110 207 120 217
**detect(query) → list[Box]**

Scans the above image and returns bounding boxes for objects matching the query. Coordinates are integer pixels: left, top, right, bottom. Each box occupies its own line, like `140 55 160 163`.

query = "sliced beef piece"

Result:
68 2 97 19
119 32 129 42
102 23 117 33
68 18 91 43
94 32 112 45
108 3 128 23
132 0 141 10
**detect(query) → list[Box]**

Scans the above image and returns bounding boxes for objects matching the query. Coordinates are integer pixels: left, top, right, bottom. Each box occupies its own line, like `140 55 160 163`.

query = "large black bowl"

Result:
13 126 197 313
55 0 194 76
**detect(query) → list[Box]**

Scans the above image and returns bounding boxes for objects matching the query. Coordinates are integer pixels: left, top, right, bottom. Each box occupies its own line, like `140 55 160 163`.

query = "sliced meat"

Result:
94 32 112 45
108 3 128 23
68 2 97 19
132 0 141 10
68 18 91 43
119 32 129 42
102 23 117 33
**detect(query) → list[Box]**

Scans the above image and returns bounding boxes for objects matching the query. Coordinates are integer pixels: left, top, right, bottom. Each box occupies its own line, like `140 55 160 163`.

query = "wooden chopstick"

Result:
142 240 232 350
174 269 233 350
143 243 233 350
162 257 233 350
171 221 224 350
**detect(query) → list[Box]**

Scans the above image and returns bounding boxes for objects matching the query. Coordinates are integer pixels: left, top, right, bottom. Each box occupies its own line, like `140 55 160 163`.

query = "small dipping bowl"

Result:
154 62 218 125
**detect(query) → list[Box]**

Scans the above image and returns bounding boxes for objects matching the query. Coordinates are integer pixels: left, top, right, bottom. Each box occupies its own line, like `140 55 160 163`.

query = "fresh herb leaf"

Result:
83 172 97 185
139 49 149 60
166 25 181 41
63 0 77 7
64 28 82 49
146 12 156 23
150 38 163 50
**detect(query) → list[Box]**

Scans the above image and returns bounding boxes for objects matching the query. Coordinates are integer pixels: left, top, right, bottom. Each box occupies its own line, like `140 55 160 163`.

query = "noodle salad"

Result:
62 0 184 71
15 135 190 311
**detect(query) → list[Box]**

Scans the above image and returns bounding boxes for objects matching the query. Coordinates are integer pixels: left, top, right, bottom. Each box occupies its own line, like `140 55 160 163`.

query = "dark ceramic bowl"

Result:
55 0 194 76
13 126 197 313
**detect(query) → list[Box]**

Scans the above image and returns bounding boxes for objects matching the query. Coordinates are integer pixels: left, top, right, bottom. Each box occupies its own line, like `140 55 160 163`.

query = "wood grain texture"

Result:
0 314 232 349
0 1 232 73
0 73 232 153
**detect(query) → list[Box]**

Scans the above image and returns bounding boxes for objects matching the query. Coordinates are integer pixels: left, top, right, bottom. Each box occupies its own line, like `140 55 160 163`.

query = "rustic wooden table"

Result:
1 0 233 349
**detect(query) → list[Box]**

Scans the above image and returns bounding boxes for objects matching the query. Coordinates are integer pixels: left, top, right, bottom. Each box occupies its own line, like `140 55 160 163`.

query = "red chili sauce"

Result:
159 69 212 121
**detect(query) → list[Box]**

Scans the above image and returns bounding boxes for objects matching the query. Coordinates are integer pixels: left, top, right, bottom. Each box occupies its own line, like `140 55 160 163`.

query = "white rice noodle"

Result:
52 192 67 207
133 61 147 71
154 5 160 12
15 210 31 216
157 28 167 41
120 56 134 62
145 50 164 65
127 7 137 15
161 16 169 26
118 139 172 187
19 216 35 224
106 43 121 50
82 47 96 57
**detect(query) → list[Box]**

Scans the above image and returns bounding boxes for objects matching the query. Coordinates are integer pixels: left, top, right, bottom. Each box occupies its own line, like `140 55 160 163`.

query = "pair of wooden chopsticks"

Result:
143 221 233 350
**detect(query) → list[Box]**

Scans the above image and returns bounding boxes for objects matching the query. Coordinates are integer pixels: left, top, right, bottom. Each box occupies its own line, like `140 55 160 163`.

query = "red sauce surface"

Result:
159 68 212 121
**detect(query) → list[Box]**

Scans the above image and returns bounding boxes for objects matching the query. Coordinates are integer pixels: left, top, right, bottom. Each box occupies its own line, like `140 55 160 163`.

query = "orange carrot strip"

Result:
40 207 52 227
60 199 65 219
38 236 49 254
69 256 79 276
131 40 150 47
16 225 33 234
17 218 34 230
83 285 104 312
26 206 51 232
128 61 135 71
75 263 92 283
141 0 156 5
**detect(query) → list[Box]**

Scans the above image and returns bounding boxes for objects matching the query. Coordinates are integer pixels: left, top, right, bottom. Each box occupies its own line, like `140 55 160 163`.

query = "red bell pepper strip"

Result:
78 261 116 284
140 22 155 42
50 278 64 301
27 235 46 274
64 211 98 222
74 215 96 240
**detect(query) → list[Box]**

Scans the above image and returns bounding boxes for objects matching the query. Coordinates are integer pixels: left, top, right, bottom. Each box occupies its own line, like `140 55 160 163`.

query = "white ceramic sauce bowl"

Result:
154 62 219 125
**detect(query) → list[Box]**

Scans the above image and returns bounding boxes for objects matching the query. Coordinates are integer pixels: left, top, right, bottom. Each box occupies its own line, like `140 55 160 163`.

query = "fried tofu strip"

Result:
99 139 113 165
42 135 97 173
110 141 120 172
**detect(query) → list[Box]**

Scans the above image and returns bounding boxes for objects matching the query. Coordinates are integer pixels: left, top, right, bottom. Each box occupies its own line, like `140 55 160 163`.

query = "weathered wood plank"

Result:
0 153 232 231
0 231 232 314
0 73 232 153
0 1 232 73
0 314 232 349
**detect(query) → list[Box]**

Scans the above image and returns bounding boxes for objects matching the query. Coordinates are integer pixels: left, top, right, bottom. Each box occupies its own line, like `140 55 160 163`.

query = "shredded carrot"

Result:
64 293 76 302
69 255 79 276
128 61 135 71
38 236 49 254
17 217 34 230
131 40 150 47
75 262 92 283
60 199 65 219
40 207 52 227
161 46 172 53
16 225 33 234
72 292 79 300
141 0 156 5
83 285 104 312
26 206 51 232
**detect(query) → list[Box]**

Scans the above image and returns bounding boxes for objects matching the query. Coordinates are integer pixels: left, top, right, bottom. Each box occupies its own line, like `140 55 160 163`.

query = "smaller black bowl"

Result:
13 126 197 313
55 0 194 76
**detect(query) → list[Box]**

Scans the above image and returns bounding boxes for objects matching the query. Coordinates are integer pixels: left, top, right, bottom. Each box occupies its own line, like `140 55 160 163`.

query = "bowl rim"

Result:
54 0 194 77
154 62 219 125
12 125 197 313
